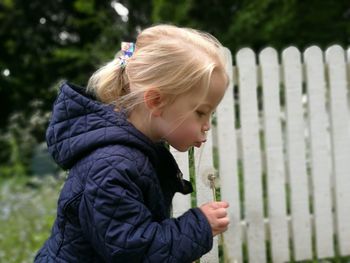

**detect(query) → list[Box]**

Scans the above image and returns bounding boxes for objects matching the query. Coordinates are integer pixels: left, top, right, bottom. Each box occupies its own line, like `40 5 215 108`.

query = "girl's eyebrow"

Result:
199 103 213 110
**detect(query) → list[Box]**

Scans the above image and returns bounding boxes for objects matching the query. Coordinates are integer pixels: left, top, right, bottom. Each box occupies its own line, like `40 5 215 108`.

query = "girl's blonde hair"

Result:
87 24 227 112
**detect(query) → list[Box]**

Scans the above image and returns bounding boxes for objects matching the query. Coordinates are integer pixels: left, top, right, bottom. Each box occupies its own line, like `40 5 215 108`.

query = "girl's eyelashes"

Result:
196 111 206 117
196 110 216 118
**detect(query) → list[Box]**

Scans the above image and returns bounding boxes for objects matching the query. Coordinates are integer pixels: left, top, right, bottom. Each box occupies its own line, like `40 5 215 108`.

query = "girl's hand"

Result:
199 201 230 236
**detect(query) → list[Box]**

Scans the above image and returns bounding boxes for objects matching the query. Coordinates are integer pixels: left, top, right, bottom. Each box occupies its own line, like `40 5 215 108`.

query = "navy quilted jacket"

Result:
34 82 213 263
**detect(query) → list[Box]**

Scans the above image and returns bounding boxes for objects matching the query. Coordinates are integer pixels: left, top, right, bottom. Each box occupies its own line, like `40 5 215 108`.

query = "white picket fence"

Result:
171 45 350 263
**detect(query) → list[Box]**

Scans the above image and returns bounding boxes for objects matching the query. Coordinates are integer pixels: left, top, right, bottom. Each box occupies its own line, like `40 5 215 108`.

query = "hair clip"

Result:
118 42 135 68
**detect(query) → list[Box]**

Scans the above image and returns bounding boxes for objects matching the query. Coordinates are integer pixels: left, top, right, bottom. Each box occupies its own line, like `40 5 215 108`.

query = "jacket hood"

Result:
46 82 164 170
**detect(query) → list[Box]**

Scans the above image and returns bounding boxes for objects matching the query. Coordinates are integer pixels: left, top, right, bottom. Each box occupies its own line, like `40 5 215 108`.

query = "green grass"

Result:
0 175 64 263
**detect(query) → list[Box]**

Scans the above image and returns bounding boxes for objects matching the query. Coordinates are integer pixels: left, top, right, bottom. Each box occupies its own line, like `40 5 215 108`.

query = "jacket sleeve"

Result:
79 155 213 263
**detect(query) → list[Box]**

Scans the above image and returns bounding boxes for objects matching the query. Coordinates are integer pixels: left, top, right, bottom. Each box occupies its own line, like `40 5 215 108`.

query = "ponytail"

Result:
87 58 130 104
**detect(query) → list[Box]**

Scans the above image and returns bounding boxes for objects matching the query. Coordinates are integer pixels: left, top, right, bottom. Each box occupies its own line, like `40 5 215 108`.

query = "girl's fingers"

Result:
215 201 229 208
215 208 228 218
209 201 229 209
218 217 230 227
212 217 230 230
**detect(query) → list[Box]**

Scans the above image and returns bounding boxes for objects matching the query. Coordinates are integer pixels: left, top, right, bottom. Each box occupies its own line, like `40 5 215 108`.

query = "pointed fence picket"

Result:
172 45 350 263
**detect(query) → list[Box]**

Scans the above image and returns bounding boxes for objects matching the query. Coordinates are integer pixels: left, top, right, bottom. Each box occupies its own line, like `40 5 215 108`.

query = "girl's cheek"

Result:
178 122 200 138
166 117 200 141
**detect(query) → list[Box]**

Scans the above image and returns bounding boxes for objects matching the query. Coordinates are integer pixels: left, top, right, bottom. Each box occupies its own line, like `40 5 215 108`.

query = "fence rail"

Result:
171 45 350 263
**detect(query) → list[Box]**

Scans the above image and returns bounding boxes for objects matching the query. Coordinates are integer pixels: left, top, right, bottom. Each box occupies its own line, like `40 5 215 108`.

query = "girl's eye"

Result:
196 111 206 117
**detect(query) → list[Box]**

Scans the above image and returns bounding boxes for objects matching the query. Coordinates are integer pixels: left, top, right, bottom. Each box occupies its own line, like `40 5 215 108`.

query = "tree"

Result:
152 0 350 52
0 0 151 170
0 0 152 128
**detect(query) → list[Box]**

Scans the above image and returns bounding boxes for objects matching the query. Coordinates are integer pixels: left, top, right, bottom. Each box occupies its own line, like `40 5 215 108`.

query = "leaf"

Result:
73 0 95 15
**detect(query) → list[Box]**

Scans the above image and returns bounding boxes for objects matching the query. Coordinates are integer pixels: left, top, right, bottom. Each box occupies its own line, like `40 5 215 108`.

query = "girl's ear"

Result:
143 88 164 117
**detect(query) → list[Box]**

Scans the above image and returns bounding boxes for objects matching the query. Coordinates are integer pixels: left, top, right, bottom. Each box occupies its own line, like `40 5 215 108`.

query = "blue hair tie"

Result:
118 42 135 68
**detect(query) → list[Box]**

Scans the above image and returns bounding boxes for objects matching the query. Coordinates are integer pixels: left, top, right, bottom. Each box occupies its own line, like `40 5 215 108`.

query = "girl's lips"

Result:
194 140 206 148
194 142 202 148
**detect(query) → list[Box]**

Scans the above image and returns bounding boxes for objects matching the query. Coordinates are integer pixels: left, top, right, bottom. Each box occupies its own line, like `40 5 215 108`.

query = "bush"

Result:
0 100 51 178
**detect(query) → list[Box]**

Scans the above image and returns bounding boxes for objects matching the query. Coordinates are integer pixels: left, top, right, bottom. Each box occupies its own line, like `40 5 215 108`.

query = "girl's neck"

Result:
127 107 159 142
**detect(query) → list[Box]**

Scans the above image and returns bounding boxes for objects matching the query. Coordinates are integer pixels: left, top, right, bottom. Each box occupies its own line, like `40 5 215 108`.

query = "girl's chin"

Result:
168 141 203 152
170 144 191 152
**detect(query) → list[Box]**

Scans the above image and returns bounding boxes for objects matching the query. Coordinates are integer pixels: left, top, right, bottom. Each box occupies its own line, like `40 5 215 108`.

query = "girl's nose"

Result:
202 122 210 132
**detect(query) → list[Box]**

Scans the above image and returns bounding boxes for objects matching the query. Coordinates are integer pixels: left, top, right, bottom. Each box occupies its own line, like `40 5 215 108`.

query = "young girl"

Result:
35 24 230 263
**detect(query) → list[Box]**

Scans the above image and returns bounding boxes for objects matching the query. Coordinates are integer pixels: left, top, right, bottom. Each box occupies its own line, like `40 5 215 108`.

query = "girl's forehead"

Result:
204 72 228 107
173 69 227 110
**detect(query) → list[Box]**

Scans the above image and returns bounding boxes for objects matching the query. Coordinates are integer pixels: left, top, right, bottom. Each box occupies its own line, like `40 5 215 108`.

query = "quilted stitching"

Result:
34 82 213 263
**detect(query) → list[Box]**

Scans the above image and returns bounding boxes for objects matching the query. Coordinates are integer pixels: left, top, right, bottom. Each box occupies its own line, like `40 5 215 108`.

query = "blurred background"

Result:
0 0 349 262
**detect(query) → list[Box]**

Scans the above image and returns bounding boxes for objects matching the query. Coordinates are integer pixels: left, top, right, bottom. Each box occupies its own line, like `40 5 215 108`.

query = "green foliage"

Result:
74 0 95 15
0 0 133 169
152 0 193 24
0 0 132 128
0 101 51 177
0 134 26 177
152 0 350 52
0 174 64 262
